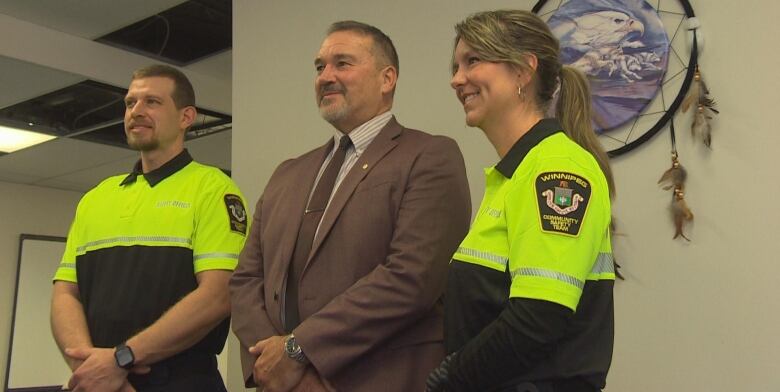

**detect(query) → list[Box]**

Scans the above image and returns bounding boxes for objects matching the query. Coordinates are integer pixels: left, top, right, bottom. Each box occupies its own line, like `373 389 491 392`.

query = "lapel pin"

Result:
362 163 368 170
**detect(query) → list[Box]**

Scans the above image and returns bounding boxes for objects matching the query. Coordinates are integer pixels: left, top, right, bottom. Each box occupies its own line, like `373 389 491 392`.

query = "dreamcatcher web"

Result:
535 0 693 156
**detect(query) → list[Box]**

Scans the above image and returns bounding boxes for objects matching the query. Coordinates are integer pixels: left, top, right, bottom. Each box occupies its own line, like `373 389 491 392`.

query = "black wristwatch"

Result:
284 334 309 364
114 343 135 370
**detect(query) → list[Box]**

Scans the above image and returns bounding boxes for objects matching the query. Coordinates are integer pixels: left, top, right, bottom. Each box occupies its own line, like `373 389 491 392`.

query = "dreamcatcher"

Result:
532 0 716 241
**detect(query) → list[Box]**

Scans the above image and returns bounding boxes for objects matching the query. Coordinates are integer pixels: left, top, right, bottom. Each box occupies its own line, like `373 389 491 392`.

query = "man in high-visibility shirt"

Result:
51 64 247 392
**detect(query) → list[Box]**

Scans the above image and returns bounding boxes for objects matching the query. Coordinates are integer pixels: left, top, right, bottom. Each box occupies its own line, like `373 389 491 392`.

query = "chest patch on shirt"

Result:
224 194 247 235
535 172 591 236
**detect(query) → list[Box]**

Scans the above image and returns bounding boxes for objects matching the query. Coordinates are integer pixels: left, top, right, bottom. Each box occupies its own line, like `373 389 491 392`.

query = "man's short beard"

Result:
319 100 350 125
127 137 159 152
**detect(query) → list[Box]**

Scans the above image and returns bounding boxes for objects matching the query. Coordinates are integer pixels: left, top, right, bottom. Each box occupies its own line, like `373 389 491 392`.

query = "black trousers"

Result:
128 352 226 392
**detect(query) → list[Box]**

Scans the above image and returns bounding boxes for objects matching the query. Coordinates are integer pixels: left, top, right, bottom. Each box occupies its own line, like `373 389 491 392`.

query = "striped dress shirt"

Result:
309 111 393 237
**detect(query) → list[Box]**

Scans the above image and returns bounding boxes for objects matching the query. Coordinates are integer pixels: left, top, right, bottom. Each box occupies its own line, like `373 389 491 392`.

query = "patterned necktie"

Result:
284 135 352 332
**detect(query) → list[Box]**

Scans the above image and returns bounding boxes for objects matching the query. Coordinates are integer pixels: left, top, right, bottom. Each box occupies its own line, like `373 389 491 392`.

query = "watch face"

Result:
284 336 309 364
285 337 298 354
116 346 134 368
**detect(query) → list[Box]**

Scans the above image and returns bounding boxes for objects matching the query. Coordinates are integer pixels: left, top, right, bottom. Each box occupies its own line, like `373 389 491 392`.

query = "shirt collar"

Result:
495 118 563 178
333 111 393 156
120 149 193 187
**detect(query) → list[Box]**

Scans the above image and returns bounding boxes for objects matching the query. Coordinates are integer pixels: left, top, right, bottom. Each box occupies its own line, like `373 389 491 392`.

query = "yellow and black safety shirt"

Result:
444 119 614 391
54 150 248 356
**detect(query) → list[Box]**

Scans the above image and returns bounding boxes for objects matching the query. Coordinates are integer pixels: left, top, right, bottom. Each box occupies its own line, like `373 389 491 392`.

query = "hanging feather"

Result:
691 105 706 134
658 157 687 191
659 152 694 240
691 105 714 147
700 98 718 148
671 189 694 241
684 66 719 147
681 68 704 113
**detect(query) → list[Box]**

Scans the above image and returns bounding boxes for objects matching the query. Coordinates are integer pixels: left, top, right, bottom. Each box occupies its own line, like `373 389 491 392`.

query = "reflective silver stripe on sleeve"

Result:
60 263 76 269
76 236 192 253
455 247 508 267
512 267 585 290
193 253 239 261
510 253 613 288
591 252 615 274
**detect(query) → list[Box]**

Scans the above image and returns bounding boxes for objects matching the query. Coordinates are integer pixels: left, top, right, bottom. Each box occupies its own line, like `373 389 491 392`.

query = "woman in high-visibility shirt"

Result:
427 10 616 392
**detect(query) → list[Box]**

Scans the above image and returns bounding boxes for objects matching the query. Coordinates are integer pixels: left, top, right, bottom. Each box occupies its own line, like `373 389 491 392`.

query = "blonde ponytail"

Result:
556 66 615 197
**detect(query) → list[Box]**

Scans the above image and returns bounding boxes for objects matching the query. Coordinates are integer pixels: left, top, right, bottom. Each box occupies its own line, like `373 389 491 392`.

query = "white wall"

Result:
234 0 780 391
0 181 83 386
608 2 780 390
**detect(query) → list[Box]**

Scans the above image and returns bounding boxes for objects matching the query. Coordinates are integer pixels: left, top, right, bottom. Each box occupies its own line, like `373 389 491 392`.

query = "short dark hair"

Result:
131 64 196 108
327 20 399 75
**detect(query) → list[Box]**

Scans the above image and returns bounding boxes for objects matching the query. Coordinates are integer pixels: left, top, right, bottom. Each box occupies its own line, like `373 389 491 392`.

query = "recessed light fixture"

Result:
0 125 56 153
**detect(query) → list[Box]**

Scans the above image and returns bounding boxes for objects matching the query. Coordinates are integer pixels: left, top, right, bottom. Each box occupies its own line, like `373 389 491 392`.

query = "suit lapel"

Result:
277 140 333 277
306 118 402 265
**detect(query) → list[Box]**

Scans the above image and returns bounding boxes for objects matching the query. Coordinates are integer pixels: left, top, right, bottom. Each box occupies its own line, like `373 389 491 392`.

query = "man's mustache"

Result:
127 121 153 128
319 84 345 96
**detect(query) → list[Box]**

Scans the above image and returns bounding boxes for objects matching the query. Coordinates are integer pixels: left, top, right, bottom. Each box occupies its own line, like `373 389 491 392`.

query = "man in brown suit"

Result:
229 21 471 392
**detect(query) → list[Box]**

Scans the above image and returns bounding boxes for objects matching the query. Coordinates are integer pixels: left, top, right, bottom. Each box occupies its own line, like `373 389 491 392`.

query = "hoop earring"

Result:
518 86 526 101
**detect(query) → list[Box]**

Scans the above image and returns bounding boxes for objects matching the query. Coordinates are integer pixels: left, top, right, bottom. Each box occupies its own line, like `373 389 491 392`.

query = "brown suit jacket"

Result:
230 117 471 391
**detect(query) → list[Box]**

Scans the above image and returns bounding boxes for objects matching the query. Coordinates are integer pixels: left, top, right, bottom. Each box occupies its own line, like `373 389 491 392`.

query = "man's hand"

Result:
67 357 87 373
249 335 306 392
65 348 150 392
291 367 335 392
65 347 127 392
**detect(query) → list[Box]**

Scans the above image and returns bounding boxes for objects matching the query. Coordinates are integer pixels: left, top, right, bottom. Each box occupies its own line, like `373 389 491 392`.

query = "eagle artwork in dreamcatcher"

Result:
533 0 717 241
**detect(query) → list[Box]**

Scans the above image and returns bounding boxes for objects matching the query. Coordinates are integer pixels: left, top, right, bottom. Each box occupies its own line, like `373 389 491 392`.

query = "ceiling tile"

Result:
95 0 230 65
0 169 45 185
0 0 188 39
185 50 231 82
0 56 84 109
0 138 136 179
39 155 140 192
32 178 93 193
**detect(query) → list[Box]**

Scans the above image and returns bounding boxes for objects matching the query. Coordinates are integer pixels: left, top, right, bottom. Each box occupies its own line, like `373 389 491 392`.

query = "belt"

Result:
128 351 218 387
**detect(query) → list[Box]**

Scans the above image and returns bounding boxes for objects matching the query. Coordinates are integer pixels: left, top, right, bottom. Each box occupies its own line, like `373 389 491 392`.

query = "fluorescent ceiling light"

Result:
0 125 56 153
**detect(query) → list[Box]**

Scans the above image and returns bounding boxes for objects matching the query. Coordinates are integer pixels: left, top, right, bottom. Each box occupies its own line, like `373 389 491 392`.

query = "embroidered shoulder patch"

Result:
224 194 247 235
535 172 591 236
